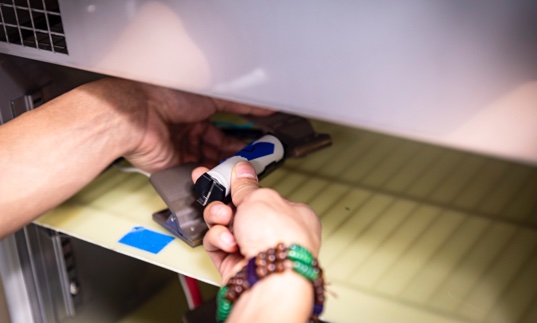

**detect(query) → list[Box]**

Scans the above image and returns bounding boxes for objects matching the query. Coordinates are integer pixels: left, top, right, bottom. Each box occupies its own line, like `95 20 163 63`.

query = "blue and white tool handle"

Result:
194 134 285 206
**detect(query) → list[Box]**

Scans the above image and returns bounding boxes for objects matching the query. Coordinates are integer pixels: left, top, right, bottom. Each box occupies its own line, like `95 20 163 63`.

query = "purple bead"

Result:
313 304 324 316
247 257 259 287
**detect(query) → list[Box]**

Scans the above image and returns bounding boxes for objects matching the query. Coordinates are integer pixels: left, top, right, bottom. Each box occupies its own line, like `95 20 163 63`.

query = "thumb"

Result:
230 161 259 206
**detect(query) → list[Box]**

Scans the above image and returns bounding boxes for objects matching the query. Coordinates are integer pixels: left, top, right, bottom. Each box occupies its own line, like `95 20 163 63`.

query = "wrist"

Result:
218 243 325 322
76 78 149 157
227 271 313 323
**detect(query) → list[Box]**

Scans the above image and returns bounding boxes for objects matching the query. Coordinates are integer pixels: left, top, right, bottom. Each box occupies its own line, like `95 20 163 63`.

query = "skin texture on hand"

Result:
0 77 271 238
82 78 273 172
193 161 322 322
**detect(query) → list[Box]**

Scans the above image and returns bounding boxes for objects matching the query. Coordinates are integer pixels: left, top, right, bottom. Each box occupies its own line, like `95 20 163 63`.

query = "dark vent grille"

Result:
0 0 68 54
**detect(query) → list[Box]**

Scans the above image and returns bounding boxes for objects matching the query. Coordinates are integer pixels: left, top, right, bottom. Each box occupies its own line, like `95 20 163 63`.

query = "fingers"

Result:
230 162 260 206
203 225 237 254
195 162 259 206
212 98 274 116
203 225 237 252
192 166 209 183
199 124 246 165
204 201 233 227
203 225 238 276
201 124 246 154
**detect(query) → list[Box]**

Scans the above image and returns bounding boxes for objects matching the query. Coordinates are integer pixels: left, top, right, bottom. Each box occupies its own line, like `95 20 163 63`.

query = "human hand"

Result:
192 161 321 283
82 77 273 173
0 77 274 238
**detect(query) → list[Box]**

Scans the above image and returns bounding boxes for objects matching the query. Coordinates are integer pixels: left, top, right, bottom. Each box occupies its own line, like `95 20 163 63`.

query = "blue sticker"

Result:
235 142 275 161
119 226 174 254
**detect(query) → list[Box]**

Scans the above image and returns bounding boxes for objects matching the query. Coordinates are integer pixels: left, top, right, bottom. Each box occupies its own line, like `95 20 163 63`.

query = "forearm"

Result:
227 271 313 323
0 79 142 238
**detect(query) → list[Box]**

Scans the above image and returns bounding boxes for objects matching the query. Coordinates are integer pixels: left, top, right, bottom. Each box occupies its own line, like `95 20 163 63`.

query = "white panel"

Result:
1 0 536 164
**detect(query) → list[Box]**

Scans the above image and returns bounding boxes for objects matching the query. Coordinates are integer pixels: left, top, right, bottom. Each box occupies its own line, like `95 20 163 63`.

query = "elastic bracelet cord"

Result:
216 243 325 323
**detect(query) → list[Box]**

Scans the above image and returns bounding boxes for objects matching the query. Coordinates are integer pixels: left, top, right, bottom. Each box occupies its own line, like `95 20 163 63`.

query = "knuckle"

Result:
231 184 251 200
203 205 214 222
253 187 282 200
203 226 222 247
202 232 214 250
240 188 282 206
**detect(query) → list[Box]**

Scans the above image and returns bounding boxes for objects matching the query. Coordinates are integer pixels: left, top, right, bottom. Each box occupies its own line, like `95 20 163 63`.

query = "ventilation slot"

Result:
0 0 68 54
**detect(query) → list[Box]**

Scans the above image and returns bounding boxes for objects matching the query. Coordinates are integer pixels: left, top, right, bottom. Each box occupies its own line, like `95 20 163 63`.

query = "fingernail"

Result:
221 231 235 245
235 162 257 179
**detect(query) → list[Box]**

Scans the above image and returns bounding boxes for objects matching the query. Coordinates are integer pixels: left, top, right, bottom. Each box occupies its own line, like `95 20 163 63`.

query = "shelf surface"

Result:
36 120 537 323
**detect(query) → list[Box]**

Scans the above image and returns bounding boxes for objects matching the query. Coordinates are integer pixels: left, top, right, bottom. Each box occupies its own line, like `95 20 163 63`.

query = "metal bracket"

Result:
149 164 207 247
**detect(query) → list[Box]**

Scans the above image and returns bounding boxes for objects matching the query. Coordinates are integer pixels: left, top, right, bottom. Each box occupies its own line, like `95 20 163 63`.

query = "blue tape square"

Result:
119 226 174 254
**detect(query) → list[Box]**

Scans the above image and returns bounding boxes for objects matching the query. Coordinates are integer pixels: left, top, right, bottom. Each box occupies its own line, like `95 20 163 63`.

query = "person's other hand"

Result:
192 161 321 283
83 77 272 173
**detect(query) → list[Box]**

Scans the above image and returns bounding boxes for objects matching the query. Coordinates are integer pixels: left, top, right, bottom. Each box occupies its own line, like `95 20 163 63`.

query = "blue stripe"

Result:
235 142 275 160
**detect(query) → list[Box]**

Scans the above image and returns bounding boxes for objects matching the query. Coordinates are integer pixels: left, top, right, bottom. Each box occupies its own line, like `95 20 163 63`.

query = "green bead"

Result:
217 286 227 303
288 244 314 266
217 287 232 322
292 261 319 281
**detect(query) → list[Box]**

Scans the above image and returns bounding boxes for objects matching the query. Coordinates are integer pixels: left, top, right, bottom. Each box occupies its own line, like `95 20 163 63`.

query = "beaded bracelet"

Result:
216 243 325 323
